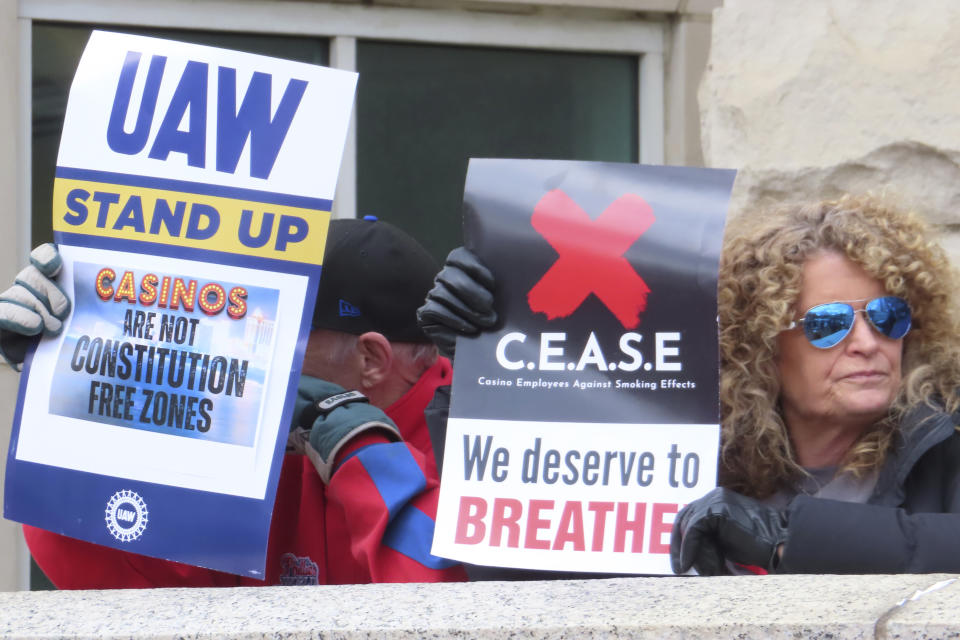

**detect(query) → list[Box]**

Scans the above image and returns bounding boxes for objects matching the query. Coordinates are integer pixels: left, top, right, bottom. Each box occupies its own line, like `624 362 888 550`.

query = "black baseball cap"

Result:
311 216 439 343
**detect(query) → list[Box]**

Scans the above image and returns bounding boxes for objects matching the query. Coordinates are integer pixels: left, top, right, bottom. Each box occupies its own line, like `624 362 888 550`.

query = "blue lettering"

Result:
185 203 220 240
150 199 186 236
275 214 308 251
216 67 307 179
107 52 166 155
64 188 90 225
238 209 274 248
113 195 146 232
92 192 121 228
148 61 208 167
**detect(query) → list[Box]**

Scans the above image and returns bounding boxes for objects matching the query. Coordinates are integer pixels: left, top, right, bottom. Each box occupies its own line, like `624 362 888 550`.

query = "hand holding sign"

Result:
670 487 788 576
418 247 497 358
0 244 71 369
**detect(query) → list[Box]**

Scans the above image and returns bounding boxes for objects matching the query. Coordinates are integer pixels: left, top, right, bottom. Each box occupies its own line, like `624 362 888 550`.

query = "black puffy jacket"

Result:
781 404 960 573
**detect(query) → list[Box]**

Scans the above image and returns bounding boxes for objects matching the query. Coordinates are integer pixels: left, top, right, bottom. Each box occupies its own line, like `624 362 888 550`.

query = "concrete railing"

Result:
2 574 959 638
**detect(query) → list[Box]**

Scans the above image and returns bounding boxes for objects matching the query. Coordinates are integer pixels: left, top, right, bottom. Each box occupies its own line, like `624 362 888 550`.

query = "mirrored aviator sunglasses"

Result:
789 296 912 349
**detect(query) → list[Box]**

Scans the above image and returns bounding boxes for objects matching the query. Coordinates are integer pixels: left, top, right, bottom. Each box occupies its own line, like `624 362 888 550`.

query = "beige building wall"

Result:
0 0 716 590
701 0 960 261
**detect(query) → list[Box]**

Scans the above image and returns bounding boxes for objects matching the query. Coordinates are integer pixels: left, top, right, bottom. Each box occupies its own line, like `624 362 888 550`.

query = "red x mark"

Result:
527 189 655 329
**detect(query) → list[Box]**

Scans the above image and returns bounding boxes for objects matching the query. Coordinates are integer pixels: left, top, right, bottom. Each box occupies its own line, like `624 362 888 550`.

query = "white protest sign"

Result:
5 31 356 577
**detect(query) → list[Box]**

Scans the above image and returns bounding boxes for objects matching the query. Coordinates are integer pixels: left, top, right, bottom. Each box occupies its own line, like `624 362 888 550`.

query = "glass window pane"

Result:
357 40 638 262
32 22 328 245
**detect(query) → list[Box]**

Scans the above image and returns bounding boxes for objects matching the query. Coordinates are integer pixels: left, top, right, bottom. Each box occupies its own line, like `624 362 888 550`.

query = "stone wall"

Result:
701 0 960 256
3 574 960 638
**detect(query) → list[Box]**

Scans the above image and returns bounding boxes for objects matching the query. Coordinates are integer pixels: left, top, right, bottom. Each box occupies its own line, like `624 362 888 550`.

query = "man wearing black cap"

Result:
6 218 466 587
303 215 447 411
279 216 465 584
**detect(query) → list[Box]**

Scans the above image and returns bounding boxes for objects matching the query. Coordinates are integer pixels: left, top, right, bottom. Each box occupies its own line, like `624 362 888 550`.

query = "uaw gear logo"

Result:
279 553 320 585
105 490 149 542
528 189 655 329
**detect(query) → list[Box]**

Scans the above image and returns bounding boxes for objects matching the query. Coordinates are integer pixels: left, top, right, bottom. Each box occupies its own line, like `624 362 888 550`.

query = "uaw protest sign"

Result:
4 31 356 577
432 159 735 575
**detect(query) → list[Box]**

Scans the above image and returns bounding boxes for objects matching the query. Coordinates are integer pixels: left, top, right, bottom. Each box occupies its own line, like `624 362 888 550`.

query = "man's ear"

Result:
355 332 393 388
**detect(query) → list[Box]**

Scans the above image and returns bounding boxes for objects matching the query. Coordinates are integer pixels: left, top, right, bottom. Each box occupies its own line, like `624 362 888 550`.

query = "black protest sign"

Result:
432 159 734 575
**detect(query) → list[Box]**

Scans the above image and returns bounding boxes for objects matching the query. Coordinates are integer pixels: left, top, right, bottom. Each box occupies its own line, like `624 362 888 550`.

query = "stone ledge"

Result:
2 574 959 639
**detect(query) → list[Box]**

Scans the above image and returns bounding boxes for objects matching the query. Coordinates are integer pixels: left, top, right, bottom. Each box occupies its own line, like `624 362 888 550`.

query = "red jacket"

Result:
23 358 466 588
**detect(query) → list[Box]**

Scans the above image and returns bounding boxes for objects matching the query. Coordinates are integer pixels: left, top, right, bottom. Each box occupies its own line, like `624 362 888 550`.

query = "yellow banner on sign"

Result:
52 177 330 264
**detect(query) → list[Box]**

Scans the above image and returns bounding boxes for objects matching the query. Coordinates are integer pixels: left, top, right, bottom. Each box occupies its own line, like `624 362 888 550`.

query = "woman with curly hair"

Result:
421 193 960 576
669 195 960 575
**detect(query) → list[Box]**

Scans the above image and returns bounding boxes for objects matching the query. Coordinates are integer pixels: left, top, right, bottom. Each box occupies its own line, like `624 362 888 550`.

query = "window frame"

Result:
19 0 664 228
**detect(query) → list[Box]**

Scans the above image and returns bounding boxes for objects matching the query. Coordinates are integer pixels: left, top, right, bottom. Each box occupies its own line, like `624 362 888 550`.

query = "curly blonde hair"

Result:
719 195 960 498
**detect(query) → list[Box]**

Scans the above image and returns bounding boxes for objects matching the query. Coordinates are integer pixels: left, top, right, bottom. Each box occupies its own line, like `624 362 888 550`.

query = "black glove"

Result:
291 377 401 484
670 487 788 576
416 247 497 358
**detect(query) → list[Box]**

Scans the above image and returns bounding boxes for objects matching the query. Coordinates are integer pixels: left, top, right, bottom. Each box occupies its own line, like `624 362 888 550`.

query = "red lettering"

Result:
553 501 585 551
491 498 523 547
227 286 248 319
114 270 137 303
95 268 116 301
648 503 678 554
159 275 171 307
451 498 669 555
139 273 158 305
198 283 227 315
169 277 197 311
454 496 487 544
614 502 646 553
524 499 554 550
588 501 615 551
93 267 246 319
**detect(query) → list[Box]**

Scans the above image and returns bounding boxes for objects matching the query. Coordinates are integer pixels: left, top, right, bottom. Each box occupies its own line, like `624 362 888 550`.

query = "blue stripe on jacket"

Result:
356 442 459 570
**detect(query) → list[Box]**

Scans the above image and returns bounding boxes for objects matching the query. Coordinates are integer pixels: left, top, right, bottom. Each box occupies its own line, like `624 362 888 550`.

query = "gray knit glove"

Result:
0 243 71 370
